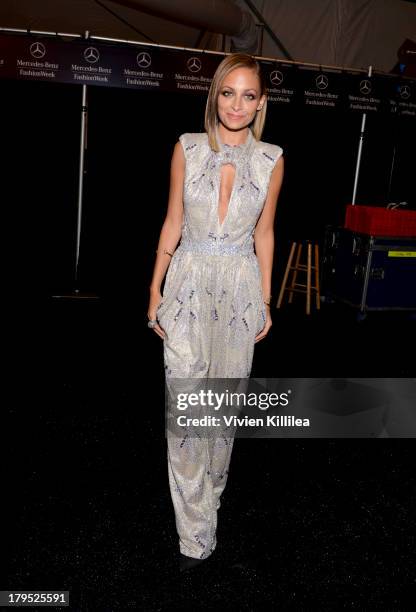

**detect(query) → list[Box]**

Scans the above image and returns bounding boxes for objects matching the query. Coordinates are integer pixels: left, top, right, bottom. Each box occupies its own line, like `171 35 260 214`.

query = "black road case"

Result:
321 227 416 314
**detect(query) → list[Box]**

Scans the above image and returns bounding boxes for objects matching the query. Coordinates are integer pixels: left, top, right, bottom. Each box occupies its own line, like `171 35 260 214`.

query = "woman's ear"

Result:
258 95 266 110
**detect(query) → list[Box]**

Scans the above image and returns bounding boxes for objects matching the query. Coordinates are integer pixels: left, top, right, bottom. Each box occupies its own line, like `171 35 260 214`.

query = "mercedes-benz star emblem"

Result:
187 57 201 73
84 47 100 64
137 52 151 68
270 70 283 85
316 74 328 90
30 42 46 59
360 79 371 95
399 85 411 100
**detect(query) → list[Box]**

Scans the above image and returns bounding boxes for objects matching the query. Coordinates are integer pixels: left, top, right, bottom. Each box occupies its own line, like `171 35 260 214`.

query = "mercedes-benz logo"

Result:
399 85 411 99
84 47 100 64
137 52 151 68
360 79 371 95
270 70 283 85
30 42 46 59
316 74 328 90
187 57 201 73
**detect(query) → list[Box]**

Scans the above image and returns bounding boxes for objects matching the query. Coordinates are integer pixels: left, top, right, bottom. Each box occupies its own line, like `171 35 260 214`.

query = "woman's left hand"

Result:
255 305 272 343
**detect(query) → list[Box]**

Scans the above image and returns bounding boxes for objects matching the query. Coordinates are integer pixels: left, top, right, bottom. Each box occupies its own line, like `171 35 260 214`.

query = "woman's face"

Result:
217 67 265 131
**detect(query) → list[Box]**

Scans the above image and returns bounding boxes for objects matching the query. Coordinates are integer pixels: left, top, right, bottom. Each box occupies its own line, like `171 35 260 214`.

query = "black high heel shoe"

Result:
179 552 211 573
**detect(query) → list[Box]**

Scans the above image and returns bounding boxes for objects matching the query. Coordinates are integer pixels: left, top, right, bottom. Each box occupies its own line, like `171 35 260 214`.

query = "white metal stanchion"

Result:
53 30 99 299
351 65 373 205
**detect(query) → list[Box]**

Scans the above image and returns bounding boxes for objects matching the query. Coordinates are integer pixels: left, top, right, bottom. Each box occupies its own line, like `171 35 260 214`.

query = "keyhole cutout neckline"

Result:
217 164 237 229
215 127 255 230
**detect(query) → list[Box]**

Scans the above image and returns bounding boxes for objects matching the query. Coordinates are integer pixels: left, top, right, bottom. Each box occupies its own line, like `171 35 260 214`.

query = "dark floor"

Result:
5 297 416 610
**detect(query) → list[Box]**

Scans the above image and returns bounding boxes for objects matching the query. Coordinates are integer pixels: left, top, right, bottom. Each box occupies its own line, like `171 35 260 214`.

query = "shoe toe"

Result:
179 553 207 573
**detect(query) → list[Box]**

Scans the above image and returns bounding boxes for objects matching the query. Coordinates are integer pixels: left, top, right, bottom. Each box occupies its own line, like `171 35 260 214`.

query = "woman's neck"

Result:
217 125 249 147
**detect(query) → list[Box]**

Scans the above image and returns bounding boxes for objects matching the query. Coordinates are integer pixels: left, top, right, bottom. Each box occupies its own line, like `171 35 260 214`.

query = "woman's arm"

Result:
148 140 185 337
253 155 284 342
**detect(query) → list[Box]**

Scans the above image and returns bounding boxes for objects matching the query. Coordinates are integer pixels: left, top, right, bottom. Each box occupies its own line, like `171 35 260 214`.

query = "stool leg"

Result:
288 243 302 304
314 244 321 310
277 242 296 309
306 242 311 315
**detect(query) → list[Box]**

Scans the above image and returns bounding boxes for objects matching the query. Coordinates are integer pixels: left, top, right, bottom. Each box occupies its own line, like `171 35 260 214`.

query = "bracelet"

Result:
263 295 272 306
156 249 173 257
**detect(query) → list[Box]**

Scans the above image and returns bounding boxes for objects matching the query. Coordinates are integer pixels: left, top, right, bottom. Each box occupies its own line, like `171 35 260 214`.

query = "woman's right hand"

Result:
148 288 166 339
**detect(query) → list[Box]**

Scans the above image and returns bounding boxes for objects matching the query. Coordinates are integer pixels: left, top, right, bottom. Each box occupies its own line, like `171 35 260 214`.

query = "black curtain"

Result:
2 78 413 299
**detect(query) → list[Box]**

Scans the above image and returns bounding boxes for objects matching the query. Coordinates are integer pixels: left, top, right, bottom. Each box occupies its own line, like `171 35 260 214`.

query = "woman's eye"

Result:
222 92 255 99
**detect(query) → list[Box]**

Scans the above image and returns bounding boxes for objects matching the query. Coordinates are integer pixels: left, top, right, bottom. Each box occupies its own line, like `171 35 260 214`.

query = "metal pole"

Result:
74 79 88 289
386 143 397 203
386 90 401 203
352 65 372 205
52 30 98 299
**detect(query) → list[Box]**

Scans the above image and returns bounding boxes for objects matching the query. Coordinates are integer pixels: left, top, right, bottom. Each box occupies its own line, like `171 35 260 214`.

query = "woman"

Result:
147 53 284 571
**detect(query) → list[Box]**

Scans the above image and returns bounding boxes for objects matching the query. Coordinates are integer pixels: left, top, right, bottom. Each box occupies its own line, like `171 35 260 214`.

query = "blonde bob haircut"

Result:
204 52 267 152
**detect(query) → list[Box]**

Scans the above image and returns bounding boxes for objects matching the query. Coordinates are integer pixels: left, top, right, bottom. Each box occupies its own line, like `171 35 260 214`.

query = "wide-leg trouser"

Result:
166 417 236 559
159 250 259 559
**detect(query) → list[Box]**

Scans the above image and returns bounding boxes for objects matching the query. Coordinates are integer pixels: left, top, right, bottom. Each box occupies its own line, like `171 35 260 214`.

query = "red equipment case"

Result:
344 205 416 237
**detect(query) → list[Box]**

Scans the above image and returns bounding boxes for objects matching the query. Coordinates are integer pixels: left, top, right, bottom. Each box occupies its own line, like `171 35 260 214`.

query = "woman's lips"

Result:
227 113 244 120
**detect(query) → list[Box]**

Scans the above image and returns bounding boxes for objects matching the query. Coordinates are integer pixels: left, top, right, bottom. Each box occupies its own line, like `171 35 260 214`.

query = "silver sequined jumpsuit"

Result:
157 127 283 559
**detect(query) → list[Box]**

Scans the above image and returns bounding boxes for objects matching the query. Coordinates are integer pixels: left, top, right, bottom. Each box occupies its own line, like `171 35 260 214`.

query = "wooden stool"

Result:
276 241 321 315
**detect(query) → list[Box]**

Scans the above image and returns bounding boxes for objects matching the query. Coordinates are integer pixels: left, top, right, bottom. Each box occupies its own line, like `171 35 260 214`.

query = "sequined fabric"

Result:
158 128 283 378
160 128 283 559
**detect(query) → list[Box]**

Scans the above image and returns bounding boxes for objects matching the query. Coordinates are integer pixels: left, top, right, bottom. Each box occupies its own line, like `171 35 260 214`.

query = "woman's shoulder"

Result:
178 132 207 151
254 137 284 165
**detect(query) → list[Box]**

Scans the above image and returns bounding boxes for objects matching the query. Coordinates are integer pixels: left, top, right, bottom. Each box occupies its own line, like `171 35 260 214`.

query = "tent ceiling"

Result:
0 0 415 73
